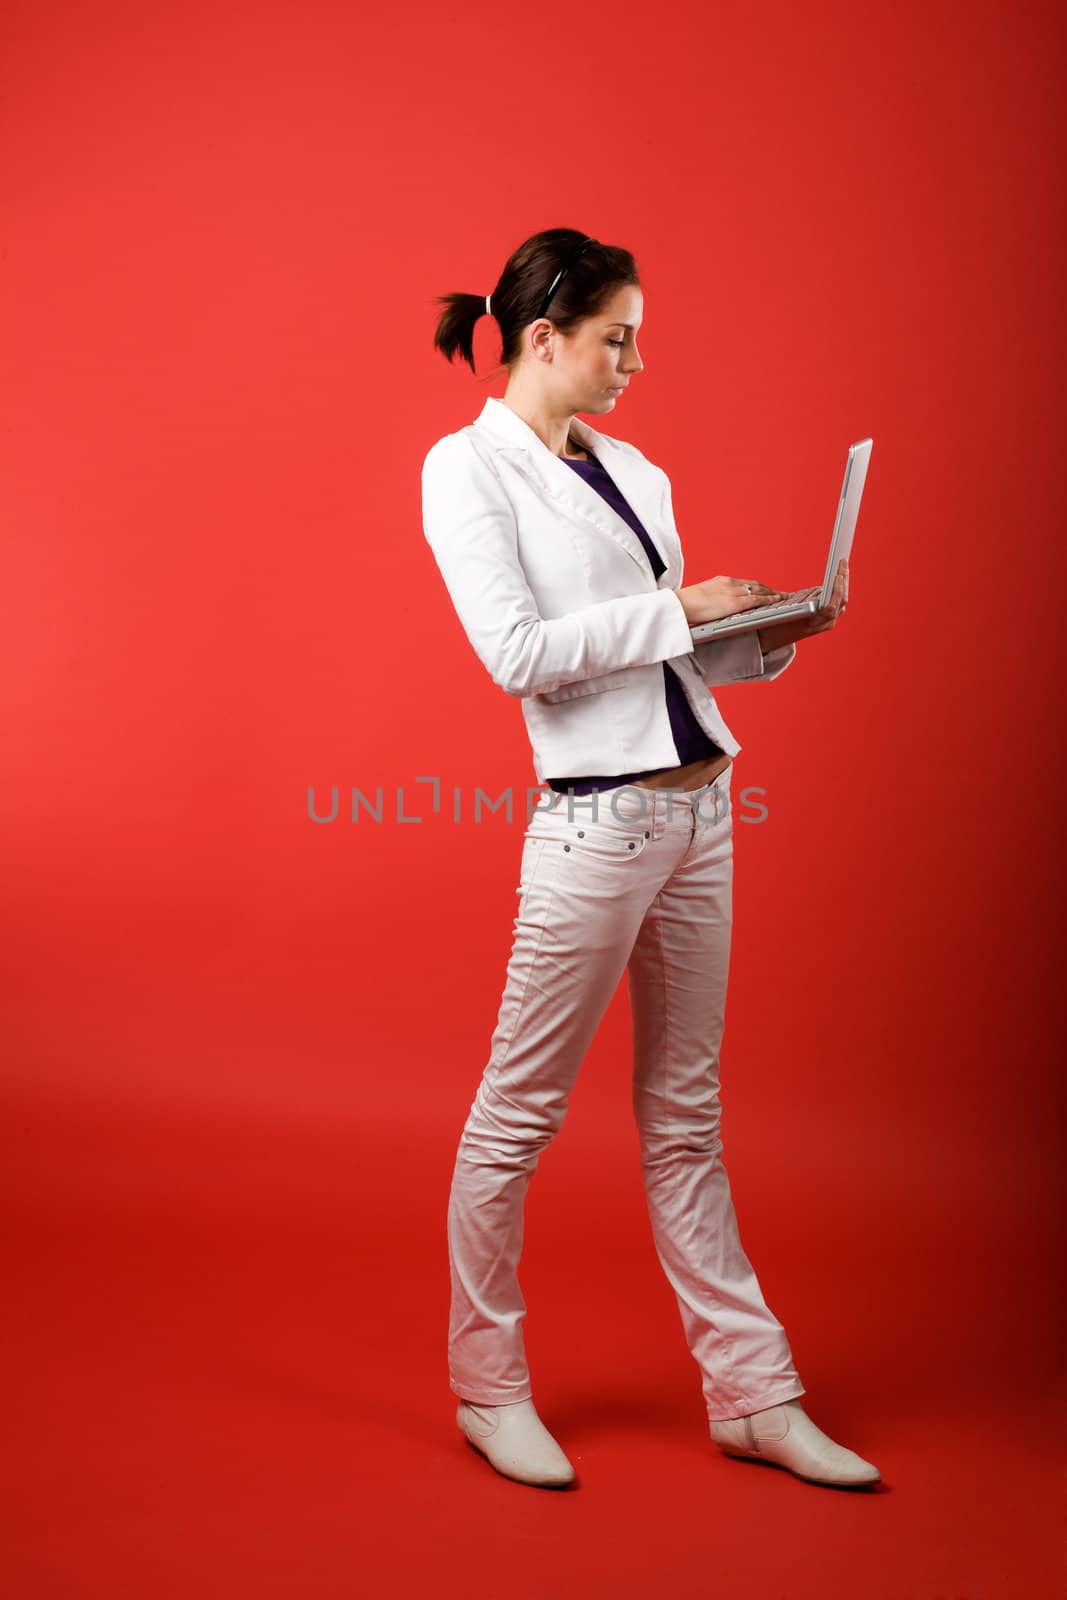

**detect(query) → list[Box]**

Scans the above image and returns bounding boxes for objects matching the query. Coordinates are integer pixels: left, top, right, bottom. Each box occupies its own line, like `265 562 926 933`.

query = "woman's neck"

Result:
499 395 584 459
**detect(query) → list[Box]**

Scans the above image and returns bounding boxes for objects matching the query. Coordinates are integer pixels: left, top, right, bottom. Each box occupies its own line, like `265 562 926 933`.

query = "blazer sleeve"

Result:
421 432 696 698
692 631 798 686
657 467 799 688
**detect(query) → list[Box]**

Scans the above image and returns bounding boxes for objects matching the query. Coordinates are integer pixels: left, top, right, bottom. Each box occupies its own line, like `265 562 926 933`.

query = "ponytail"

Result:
432 291 493 375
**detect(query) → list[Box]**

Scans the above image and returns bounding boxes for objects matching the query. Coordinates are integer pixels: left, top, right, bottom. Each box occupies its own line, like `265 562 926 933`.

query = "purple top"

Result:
547 450 724 795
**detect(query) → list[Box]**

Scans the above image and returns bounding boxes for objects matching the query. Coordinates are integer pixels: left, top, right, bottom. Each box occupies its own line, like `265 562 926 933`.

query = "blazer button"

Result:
644 831 650 837
577 830 584 837
563 843 571 851
628 842 635 849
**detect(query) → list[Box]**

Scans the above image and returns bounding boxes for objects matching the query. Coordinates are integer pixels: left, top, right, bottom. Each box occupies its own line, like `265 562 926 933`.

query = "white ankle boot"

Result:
456 1397 576 1487
709 1399 881 1487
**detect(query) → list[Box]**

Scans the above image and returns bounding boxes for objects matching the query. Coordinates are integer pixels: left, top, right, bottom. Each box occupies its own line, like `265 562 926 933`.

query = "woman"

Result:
421 228 877 1492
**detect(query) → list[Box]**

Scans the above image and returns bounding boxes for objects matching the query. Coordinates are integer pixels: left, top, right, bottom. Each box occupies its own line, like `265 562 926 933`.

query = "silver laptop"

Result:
688 438 873 643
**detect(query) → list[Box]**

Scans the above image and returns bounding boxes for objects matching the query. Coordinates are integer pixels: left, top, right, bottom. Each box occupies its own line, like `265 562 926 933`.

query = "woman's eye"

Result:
607 338 625 347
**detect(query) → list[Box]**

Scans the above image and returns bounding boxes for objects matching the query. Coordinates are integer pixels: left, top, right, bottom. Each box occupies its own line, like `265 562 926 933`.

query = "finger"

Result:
741 582 785 606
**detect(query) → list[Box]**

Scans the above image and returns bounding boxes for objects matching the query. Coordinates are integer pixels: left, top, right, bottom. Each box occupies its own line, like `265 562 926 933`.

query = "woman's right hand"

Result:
674 576 787 626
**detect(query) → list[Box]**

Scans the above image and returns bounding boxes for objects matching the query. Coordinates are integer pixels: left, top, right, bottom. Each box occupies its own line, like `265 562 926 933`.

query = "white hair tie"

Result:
485 293 492 316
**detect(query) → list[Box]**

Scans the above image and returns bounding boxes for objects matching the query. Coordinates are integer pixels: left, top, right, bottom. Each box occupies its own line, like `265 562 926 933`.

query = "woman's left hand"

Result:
757 558 849 653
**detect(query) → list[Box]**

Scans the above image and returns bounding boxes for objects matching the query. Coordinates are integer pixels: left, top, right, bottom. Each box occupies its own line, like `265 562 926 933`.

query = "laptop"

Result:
688 437 873 643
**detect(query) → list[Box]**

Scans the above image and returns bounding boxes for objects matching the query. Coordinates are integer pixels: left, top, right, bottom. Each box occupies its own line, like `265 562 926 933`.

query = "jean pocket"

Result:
565 818 651 861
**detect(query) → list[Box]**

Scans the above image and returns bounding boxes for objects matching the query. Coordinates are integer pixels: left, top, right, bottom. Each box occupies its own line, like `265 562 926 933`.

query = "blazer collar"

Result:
471 396 675 582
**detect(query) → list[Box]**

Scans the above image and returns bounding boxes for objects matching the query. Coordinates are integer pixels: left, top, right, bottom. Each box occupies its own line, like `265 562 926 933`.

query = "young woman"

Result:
421 228 877 1492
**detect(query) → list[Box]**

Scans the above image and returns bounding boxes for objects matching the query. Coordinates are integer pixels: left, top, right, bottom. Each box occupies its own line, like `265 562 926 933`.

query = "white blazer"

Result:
421 395 797 785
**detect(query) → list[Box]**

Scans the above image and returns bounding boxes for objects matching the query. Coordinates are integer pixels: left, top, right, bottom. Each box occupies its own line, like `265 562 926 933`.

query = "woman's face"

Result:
536 283 645 414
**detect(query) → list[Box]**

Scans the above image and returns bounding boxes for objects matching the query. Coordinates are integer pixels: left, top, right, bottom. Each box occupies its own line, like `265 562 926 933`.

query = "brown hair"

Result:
432 226 639 378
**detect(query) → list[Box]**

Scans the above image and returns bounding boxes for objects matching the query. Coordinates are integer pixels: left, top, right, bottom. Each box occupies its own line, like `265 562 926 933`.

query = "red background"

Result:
2 1 1063 1595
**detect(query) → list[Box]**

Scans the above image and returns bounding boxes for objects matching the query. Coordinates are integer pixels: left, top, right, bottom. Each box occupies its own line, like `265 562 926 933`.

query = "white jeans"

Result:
446 763 806 1425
